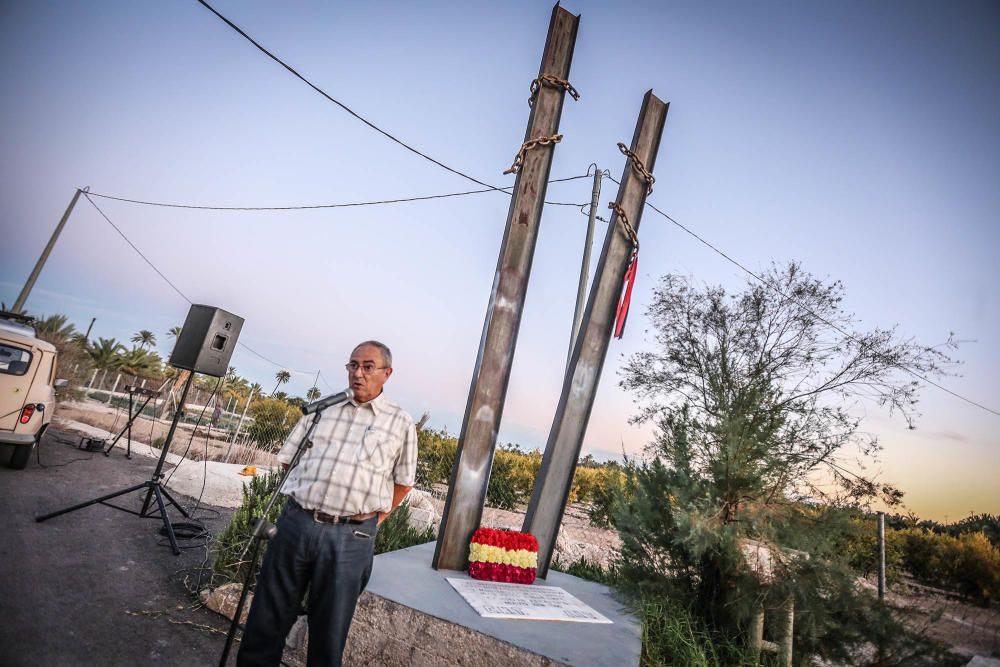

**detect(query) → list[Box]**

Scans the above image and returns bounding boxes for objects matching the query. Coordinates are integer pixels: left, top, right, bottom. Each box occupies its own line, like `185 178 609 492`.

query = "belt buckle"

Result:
312 509 346 524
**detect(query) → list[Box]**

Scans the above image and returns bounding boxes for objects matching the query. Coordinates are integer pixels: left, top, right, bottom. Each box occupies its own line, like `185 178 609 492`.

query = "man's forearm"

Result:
378 484 413 524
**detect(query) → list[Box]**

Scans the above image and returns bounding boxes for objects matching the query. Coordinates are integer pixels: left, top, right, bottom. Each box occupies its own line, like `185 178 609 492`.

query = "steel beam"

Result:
524 91 668 577
433 3 580 571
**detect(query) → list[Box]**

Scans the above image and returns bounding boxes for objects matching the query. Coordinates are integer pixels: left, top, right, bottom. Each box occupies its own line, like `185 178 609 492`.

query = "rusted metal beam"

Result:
433 3 580 571
523 91 668 578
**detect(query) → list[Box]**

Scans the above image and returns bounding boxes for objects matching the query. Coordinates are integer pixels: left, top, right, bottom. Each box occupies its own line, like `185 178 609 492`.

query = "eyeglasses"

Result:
345 361 389 375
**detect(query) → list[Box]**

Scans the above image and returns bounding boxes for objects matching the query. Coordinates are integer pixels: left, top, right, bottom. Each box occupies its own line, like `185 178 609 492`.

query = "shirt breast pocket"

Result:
359 428 391 470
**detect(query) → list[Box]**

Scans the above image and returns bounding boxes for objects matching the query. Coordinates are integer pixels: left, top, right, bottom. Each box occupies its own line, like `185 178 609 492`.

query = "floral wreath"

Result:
468 527 538 585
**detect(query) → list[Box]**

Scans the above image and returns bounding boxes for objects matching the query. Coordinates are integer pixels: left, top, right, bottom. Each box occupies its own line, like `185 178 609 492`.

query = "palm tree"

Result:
34 314 76 345
306 386 322 401
165 326 183 354
88 338 125 369
271 370 291 396
118 347 162 377
132 330 157 350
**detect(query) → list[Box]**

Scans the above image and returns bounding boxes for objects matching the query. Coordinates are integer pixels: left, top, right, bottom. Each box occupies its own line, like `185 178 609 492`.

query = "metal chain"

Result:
528 74 580 107
617 142 655 194
608 202 639 250
504 134 563 175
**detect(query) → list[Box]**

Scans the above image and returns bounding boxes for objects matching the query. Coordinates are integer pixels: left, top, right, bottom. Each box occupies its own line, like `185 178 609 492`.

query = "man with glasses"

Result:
238 341 418 667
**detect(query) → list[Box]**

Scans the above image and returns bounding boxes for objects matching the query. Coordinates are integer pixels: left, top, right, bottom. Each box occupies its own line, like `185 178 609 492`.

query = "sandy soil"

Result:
56 399 277 467
886 578 1000 660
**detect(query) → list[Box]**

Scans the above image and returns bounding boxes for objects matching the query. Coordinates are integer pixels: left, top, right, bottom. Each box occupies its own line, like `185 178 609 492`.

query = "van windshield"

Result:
0 344 33 376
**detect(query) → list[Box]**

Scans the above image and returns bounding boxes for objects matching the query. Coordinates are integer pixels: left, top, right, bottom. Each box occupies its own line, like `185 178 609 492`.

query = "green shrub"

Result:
639 597 770 667
836 516 905 583
213 470 286 586
586 466 628 528
374 500 436 555
486 445 536 510
550 555 617 585
415 428 457 488
902 528 1000 604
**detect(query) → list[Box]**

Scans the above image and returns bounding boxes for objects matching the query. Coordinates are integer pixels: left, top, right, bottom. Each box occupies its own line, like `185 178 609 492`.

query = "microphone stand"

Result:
218 405 326 667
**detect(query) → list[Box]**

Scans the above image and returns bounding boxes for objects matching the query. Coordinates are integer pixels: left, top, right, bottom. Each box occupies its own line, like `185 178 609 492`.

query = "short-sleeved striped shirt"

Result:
276 393 417 516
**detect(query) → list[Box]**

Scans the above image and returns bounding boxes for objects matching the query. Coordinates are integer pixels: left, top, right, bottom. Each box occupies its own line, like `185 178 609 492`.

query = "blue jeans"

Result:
236 502 377 667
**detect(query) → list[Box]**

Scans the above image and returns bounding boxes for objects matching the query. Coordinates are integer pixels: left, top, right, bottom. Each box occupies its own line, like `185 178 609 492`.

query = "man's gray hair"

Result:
353 340 392 368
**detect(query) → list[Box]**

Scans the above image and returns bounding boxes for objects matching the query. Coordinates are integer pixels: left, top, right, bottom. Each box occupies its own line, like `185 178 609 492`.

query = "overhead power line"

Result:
196 0 507 193
83 192 318 377
85 174 591 211
604 176 1000 418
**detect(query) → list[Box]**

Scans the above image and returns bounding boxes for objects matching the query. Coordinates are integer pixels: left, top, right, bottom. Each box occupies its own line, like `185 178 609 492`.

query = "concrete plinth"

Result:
344 542 641 666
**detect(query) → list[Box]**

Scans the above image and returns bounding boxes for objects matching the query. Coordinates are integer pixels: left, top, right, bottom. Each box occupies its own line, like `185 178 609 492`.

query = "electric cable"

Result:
85 173 590 211
84 193 193 305
83 192 326 381
35 432 94 468
161 377 221 489
196 0 511 193
604 175 1000 418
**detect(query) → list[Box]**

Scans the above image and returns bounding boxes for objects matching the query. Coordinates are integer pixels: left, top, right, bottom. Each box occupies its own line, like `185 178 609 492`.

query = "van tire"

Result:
9 424 45 470
10 440 35 469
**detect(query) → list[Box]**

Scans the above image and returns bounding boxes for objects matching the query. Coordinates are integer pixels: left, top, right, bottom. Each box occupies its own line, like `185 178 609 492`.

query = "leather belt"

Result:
290 499 371 525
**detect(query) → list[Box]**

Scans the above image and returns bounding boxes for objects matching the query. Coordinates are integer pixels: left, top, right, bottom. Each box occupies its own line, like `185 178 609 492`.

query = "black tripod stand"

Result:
218 392 347 666
103 385 160 459
36 373 196 555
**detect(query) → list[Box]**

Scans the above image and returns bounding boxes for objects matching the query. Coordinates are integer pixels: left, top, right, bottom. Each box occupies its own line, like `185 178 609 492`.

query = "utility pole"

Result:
567 167 603 369
524 91 669 577
433 3 580 571
12 188 84 313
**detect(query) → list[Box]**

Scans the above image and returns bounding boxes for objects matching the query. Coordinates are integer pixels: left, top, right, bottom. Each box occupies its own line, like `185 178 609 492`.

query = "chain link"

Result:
617 142 655 194
528 74 580 107
504 134 563 175
608 202 639 250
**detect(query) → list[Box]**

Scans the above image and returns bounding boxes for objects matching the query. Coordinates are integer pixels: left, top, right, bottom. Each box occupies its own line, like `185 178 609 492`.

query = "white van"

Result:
0 314 60 469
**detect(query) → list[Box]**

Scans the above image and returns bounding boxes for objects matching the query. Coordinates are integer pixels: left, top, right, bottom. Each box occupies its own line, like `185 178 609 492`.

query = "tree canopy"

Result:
613 262 955 662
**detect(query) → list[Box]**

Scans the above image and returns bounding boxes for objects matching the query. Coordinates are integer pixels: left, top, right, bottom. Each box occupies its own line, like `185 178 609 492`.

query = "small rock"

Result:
404 489 441 533
204 582 252 625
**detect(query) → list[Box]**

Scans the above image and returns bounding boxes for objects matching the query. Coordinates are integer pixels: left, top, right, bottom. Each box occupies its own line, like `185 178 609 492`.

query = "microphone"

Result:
301 388 354 415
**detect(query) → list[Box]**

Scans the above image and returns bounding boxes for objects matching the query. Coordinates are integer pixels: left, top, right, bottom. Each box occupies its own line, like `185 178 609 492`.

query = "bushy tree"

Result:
33 313 91 383
246 397 301 451
615 263 954 663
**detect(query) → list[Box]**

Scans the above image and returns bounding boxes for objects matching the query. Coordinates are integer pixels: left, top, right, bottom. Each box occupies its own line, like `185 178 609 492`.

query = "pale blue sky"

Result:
2 1 997 520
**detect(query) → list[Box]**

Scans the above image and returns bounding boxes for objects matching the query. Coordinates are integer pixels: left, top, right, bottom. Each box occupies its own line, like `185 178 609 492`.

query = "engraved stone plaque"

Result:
447 578 612 624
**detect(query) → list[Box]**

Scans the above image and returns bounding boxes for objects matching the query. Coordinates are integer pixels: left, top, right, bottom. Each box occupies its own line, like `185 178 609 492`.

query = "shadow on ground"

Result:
0 428 236 666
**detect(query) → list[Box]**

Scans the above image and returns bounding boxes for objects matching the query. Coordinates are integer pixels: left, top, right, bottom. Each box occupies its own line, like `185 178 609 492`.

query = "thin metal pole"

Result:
84 317 96 340
229 387 255 449
433 3 580 571
567 168 602 370
140 371 195 516
108 373 122 403
524 91 669 577
13 188 83 313
877 511 886 601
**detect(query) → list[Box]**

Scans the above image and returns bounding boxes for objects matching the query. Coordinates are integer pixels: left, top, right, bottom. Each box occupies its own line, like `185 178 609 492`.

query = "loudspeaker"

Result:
168 305 244 377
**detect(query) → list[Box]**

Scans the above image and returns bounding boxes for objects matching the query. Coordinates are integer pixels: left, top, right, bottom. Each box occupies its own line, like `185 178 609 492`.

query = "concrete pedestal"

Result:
344 542 641 666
